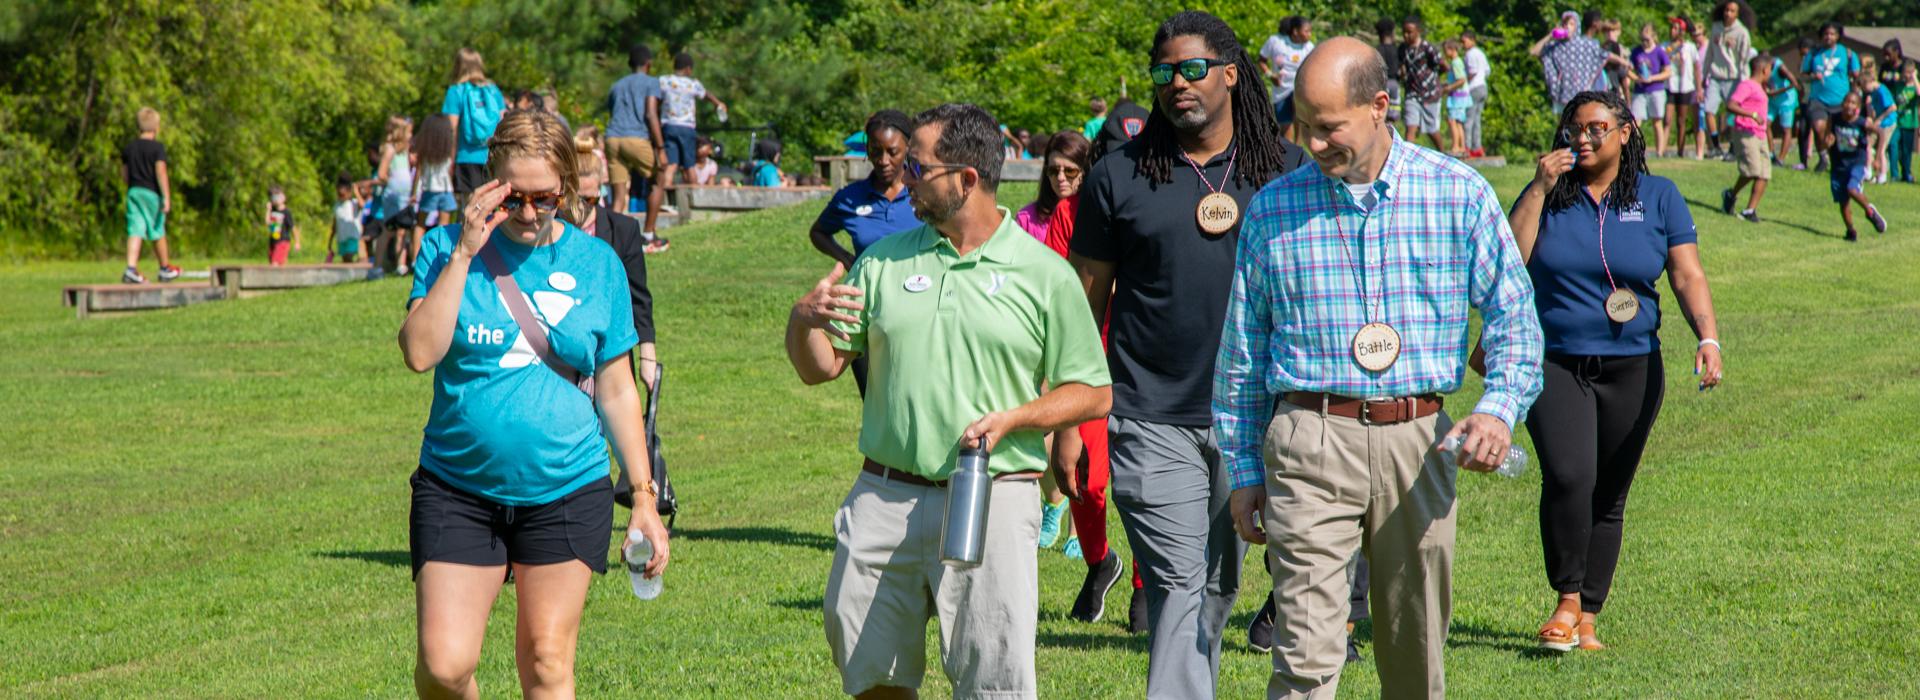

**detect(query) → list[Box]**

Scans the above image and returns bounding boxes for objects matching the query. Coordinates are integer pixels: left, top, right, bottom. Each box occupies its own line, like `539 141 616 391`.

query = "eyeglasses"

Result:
499 189 563 213
1149 58 1231 86
1045 165 1084 181
1561 121 1627 145
903 157 969 182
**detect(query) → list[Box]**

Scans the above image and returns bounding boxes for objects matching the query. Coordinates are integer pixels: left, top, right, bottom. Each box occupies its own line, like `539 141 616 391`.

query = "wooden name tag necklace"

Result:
1181 147 1240 235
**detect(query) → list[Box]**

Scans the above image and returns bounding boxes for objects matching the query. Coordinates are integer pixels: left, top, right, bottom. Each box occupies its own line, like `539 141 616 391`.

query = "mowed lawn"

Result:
2 159 1918 698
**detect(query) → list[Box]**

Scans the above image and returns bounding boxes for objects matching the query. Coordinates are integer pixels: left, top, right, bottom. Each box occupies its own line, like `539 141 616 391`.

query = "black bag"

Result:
614 362 678 529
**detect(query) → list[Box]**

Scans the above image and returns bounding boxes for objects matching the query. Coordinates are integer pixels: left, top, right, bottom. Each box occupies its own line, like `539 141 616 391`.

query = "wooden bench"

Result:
61 283 227 320
212 263 379 299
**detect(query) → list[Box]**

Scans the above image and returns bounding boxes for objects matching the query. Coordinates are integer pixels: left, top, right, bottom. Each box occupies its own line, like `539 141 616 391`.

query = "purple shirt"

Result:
1631 45 1670 94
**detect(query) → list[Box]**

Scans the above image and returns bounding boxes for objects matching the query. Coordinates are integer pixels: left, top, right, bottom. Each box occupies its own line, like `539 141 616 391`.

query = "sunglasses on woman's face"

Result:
577 193 602 208
1149 57 1230 86
1562 121 1626 145
499 189 563 213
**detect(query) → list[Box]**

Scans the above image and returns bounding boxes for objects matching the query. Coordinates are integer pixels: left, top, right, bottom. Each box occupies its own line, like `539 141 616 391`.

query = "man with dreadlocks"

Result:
1215 38 1543 698
1068 11 1305 699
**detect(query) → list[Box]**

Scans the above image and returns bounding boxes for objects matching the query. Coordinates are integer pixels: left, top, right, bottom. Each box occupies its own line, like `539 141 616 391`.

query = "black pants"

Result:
1526 352 1665 613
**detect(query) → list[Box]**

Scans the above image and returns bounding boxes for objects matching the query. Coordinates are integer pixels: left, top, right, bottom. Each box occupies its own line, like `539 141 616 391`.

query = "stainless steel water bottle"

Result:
941 437 992 568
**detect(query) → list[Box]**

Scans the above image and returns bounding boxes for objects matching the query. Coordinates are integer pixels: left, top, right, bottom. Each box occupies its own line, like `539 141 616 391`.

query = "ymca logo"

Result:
464 271 583 369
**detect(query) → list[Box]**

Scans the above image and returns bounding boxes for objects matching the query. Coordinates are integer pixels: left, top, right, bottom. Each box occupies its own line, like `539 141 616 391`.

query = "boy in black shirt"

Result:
121 107 181 283
1825 91 1888 241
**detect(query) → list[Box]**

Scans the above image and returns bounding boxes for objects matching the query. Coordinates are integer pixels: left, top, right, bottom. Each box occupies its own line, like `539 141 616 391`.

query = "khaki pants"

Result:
606 136 659 184
1261 400 1457 700
824 471 1041 698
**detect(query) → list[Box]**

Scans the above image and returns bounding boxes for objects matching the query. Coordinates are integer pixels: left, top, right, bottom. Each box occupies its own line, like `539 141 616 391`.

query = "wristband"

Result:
1698 338 1721 351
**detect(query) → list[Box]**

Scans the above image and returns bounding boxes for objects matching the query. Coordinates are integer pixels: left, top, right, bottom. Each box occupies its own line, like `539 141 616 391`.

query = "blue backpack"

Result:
458 83 504 148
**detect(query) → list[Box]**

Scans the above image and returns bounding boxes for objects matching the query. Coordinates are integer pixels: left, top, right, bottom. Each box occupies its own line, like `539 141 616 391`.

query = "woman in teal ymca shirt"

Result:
1508 91 1723 653
399 110 671 696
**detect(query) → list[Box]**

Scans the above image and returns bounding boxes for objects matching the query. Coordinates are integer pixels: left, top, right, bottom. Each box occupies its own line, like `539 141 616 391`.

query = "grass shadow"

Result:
669 526 835 552
1036 628 1151 654
315 550 409 568
1683 197 1842 240
773 596 824 612
1445 619 1549 657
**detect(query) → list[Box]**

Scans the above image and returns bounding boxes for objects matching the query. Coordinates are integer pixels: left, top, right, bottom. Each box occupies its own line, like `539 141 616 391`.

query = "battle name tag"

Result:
904 274 932 293
1352 322 1402 372
1197 192 1240 235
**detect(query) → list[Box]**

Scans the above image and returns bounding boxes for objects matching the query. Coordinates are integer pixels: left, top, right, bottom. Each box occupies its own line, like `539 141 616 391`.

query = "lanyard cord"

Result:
1180 147 1238 195
1593 190 1620 292
1330 183 1386 324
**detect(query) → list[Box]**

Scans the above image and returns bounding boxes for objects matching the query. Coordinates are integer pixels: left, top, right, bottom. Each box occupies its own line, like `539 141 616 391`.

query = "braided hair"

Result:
1135 11 1292 188
1544 90 1647 213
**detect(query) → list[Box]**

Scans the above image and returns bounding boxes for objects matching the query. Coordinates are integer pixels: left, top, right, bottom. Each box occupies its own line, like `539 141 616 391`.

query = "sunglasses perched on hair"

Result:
498 189 564 213
1149 58 1231 86
902 156 969 181
1561 121 1627 145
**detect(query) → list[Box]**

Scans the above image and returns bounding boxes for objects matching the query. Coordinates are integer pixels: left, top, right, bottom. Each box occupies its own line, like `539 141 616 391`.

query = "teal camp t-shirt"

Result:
408 222 638 505
441 81 505 165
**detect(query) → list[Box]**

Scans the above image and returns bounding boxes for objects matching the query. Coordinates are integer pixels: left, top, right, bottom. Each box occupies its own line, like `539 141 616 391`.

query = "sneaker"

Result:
1128 586 1149 634
1069 551 1124 623
1347 634 1363 664
157 264 182 282
1846 228 1858 242
121 266 147 284
1739 210 1761 223
1720 188 1736 215
1247 597 1276 653
1037 499 1067 548
1062 536 1083 561
1815 158 1829 172
1866 204 1887 233
1793 164 1807 171
643 236 671 254
396 263 410 276
659 204 680 216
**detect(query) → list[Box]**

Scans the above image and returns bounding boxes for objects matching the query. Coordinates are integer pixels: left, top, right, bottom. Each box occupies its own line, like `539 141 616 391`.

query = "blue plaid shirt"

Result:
1213 138 1544 491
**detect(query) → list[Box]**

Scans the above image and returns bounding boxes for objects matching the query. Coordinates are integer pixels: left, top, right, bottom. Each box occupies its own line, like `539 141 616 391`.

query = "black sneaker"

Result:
1069 551 1124 623
121 266 146 284
1740 210 1761 223
1866 204 1887 233
1720 188 1736 215
1846 229 1858 242
1128 587 1149 634
1347 635 1363 664
1247 596 1276 653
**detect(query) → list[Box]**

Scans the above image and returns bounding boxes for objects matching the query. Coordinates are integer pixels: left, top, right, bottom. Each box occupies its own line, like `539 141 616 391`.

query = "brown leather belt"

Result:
1284 392 1444 425
862 457 1042 488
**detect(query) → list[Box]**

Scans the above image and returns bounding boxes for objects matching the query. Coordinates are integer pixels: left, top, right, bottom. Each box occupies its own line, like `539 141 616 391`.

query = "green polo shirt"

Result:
830 207 1111 479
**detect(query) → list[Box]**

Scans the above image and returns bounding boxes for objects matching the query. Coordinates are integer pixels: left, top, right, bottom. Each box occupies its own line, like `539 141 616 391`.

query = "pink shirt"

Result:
1015 203 1049 241
1729 79 1768 136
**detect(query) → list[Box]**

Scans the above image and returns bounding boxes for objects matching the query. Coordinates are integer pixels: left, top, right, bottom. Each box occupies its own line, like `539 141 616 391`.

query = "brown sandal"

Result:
1575 620 1605 650
1537 617 1579 652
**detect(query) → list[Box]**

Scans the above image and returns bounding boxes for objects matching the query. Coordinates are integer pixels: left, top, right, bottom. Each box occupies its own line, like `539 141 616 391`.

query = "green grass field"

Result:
3 160 1918 698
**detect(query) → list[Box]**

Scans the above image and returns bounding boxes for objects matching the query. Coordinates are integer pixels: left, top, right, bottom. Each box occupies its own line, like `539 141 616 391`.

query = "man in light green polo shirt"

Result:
785 103 1111 700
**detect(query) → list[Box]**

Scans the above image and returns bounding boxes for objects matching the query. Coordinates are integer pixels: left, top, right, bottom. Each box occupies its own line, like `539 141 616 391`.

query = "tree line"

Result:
2 0 1910 258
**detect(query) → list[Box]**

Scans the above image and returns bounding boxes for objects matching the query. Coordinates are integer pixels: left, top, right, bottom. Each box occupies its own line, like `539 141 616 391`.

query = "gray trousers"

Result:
1466 85 1489 152
1109 415 1247 700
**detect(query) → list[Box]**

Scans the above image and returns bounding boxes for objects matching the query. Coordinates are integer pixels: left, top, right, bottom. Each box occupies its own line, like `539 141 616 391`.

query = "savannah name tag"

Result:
1352 322 1402 372
904 274 932 293
1197 192 1240 235
1605 288 1638 323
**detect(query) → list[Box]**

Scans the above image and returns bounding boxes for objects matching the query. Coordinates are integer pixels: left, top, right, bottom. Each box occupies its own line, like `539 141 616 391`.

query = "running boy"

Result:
264 185 299 266
1722 56 1773 222
1825 91 1888 241
1442 38 1472 156
121 107 181 283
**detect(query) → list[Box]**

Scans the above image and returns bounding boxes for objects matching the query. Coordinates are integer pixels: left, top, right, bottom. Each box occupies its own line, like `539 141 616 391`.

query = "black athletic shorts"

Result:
408 467 613 578
452 163 492 195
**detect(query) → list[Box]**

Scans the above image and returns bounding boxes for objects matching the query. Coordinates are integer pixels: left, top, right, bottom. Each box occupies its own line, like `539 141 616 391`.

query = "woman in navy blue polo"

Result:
1508 90 1724 653
807 109 923 395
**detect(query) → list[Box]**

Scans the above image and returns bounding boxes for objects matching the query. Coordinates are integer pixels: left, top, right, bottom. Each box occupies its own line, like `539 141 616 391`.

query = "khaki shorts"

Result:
606 136 659 184
1734 131 1771 179
824 470 1041 698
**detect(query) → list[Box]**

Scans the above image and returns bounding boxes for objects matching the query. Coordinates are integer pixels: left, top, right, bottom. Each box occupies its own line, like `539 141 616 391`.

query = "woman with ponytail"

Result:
399 109 670 697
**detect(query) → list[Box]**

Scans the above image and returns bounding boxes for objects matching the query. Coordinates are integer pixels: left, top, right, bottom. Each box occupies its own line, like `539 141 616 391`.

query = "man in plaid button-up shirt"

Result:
1214 38 1542 699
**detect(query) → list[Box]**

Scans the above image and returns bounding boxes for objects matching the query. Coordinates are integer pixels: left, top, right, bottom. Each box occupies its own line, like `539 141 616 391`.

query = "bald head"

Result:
1297 37 1388 109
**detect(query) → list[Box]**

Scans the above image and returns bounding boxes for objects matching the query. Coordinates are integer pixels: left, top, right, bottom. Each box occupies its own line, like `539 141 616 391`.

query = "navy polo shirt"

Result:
814 179 921 255
1521 174 1697 357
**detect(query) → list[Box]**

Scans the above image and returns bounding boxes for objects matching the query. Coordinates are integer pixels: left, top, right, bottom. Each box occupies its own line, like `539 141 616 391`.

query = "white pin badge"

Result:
855 204 875 217
904 274 932 292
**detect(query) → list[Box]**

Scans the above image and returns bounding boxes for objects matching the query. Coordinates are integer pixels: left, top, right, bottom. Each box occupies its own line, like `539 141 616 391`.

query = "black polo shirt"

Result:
1071 135 1307 426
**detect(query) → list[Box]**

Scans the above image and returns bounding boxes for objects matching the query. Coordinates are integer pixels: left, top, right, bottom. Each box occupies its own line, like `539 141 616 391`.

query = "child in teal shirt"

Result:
1442 39 1472 157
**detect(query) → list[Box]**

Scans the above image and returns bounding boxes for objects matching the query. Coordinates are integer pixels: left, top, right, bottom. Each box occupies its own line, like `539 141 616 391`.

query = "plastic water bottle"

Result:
716 105 729 124
941 438 993 569
1438 435 1530 478
624 529 662 600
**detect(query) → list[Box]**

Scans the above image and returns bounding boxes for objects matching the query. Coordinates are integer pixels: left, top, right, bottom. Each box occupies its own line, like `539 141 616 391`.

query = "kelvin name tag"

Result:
1197 192 1239 235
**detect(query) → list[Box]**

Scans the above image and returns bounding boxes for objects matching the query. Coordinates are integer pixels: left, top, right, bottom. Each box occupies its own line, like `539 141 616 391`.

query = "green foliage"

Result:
1 0 1909 257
